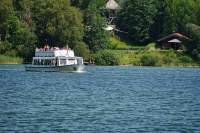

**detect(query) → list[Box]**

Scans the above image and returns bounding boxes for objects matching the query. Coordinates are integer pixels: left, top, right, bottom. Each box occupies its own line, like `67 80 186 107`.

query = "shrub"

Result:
145 43 156 51
162 56 174 65
185 23 200 60
94 50 120 65
16 45 35 62
74 42 90 61
179 56 193 63
0 41 12 54
140 54 159 66
5 49 17 56
109 37 128 50
162 50 177 65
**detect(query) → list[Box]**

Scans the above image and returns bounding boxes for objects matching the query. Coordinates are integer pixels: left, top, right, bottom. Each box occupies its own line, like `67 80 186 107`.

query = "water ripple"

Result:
0 65 200 132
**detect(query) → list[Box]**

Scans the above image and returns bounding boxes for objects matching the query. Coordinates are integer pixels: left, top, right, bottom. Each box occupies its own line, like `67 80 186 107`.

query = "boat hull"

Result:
25 65 85 72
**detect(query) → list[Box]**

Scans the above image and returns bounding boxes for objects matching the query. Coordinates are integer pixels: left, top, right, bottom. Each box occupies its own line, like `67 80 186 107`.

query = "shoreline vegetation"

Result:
92 37 200 67
1 37 199 67
0 0 200 67
0 55 23 64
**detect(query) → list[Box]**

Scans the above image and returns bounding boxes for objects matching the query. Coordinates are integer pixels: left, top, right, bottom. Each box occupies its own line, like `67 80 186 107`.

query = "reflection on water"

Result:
0 65 200 132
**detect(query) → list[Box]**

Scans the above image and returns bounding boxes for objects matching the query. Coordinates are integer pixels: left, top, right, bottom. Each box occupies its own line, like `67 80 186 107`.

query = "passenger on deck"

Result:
44 44 50 51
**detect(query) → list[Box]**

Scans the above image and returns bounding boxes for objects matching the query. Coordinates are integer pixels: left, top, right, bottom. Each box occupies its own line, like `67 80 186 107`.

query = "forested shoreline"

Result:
0 0 200 66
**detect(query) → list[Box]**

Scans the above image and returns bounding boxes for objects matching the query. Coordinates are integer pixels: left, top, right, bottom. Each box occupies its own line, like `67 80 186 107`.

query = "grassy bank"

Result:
93 38 200 67
0 55 23 64
109 37 146 50
94 49 199 67
118 50 199 67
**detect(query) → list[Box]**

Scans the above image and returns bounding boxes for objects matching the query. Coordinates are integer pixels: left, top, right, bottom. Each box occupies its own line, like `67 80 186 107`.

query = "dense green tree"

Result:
94 50 120 65
12 0 34 27
1 0 200 63
0 0 13 41
32 0 83 48
150 0 172 39
0 0 13 25
195 1 200 25
175 0 197 32
0 0 36 60
151 0 198 39
165 0 199 33
5 15 36 58
162 0 178 34
118 0 157 43
185 23 200 60
71 0 91 10
0 41 12 55
74 42 90 60
84 0 110 52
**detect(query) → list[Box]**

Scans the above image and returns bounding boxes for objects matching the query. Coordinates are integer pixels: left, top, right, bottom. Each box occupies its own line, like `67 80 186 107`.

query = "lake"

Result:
0 65 200 133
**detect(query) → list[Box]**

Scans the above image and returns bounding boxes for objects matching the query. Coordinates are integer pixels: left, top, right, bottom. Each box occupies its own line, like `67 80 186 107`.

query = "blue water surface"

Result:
0 65 200 133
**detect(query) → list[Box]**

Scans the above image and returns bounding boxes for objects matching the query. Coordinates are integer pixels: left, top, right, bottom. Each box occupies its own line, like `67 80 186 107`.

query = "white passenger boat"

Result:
25 46 84 72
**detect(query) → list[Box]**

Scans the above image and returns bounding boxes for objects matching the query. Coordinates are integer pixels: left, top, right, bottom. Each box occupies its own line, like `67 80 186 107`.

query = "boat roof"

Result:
35 47 75 57
33 56 83 59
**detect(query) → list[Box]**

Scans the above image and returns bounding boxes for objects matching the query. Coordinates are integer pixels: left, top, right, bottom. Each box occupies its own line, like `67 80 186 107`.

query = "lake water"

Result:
0 65 200 133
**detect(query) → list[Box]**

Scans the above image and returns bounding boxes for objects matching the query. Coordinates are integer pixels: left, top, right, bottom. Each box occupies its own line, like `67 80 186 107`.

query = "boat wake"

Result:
74 65 86 73
74 70 86 73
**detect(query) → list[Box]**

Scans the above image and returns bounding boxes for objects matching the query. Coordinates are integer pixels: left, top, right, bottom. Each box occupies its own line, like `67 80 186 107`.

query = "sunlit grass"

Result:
109 37 146 50
107 49 199 67
0 55 23 64
106 37 199 67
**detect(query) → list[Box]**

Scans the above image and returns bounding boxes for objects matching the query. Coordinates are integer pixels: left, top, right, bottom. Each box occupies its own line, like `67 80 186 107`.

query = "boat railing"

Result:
35 47 72 52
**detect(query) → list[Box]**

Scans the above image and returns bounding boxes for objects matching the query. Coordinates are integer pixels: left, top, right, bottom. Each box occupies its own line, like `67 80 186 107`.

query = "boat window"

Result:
33 59 56 66
60 59 66 65
33 59 40 65
44 59 55 66
68 59 75 65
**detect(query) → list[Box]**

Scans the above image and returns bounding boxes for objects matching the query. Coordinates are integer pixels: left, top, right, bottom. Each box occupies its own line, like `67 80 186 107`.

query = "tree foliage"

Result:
71 0 91 10
0 0 36 61
83 0 110 52
0 0 200 63
0 0 13 41
185 23 200 60
118 0 157 43
151 0 199 39
32 0 83 48
0 0 13 25
94 50 120 65
74 42 90 60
